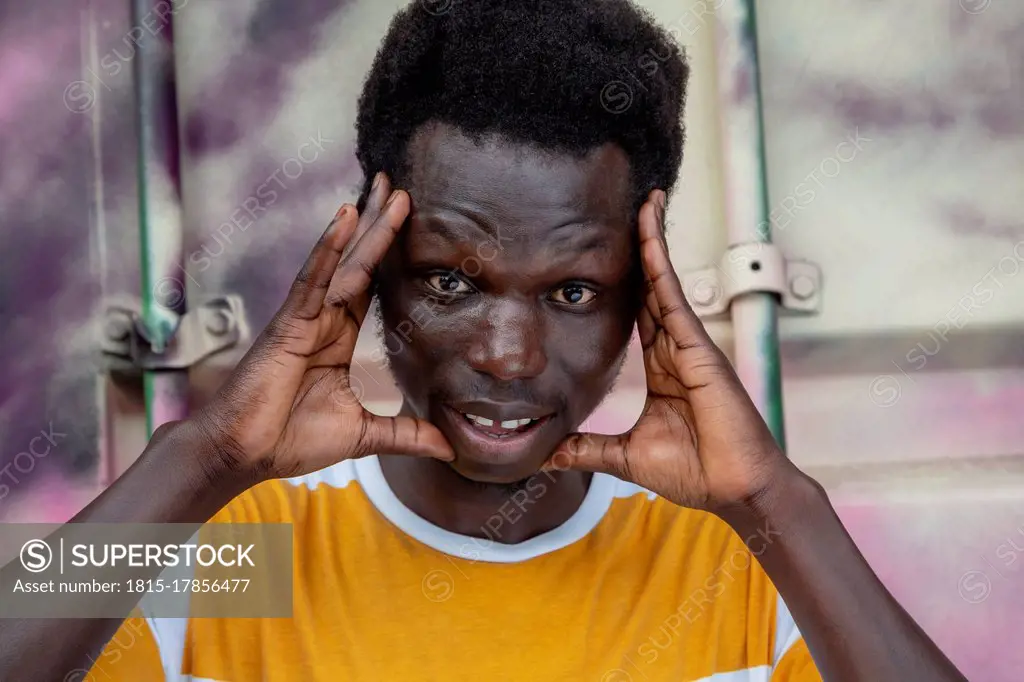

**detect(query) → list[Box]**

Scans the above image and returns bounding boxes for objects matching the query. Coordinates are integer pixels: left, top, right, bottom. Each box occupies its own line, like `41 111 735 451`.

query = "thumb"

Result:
542 431 630 479
361 414 455 462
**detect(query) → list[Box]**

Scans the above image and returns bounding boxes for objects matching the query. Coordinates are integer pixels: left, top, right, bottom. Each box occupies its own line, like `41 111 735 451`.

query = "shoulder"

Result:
600 479 809 673
599 477 749 555
635 485 806 673
209 459 362 524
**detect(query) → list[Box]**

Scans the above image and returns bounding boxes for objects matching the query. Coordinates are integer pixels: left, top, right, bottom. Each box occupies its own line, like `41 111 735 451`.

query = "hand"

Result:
548 189 798 514
190 174 453 481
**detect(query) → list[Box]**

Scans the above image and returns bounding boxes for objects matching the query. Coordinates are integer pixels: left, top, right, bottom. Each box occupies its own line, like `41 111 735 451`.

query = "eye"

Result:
550 283 597 306
426 271 473 295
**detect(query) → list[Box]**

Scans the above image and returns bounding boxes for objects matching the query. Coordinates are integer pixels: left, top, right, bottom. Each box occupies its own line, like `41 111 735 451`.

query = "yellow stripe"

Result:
89 611 166 681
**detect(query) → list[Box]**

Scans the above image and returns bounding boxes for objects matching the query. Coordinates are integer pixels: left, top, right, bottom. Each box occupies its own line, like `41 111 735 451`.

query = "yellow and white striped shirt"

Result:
92 456 821 681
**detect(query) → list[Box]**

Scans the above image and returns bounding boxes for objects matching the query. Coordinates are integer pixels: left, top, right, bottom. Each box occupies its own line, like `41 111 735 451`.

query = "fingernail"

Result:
372 172 382 191
384 190 399 208
656 190 666 209
327 205 348 230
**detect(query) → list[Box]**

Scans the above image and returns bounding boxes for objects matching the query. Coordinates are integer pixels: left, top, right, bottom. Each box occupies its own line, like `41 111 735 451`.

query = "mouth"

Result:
458 411 550 438
442 401 556 465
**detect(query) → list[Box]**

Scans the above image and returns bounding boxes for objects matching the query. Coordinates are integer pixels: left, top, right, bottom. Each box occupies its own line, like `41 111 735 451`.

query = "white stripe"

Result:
283 458 358 490
352 455 621 563
141 611 227 681
141 613 189 681
137 531 200 682
693 665 771 682
772 593 803 671
281 457 662 562
609 476 659 501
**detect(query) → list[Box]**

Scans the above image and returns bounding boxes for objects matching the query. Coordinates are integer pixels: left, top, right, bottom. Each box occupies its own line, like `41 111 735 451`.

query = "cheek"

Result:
554 309 633 387
377 280 460 378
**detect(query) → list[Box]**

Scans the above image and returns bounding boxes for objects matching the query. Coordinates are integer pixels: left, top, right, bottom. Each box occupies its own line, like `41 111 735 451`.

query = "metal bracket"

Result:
682 242 822 319
102 295 247 371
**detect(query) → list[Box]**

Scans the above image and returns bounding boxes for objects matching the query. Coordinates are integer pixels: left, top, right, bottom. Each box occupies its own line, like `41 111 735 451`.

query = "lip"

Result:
448 400 554 423
442 402 556 463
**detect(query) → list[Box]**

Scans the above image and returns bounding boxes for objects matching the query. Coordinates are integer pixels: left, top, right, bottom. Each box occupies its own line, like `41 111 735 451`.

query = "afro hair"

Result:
354 0 689 216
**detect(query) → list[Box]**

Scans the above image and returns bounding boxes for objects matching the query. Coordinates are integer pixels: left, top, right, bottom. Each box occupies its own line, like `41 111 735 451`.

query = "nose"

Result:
466 300 547 381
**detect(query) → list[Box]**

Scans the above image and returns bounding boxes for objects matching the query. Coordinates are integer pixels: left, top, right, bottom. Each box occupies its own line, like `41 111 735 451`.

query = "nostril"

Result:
469 353 547 382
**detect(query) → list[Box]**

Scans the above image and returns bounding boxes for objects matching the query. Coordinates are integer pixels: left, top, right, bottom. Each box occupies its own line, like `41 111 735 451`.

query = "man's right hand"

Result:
0 174 453 682
188 173 454 482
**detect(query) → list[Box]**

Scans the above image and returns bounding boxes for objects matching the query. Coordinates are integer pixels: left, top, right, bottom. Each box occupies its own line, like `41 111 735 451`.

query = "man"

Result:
0 1 966 680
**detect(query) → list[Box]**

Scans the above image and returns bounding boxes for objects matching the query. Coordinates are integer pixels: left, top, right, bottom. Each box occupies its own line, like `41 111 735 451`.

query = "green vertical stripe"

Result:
135 54 159 436
762 315 786 450
744 0 787 452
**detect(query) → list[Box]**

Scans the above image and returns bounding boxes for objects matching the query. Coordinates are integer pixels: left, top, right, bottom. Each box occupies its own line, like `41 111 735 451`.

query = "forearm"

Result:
723 469 967 682
0 419 254 681
73 420 252 524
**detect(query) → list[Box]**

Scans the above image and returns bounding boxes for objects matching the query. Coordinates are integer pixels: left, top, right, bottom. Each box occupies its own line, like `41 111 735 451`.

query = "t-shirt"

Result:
90 456 822 681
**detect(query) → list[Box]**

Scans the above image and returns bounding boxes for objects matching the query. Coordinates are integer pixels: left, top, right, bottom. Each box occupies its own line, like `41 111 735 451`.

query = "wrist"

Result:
107 419 257 525
716 461 829 538
189 409 278 481
168 417 264 504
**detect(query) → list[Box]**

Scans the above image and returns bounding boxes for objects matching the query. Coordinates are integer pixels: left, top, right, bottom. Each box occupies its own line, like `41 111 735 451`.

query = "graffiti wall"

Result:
1 0 1021 679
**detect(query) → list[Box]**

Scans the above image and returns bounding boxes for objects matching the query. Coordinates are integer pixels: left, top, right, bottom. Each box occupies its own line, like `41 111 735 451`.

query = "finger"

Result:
541 431 631 479
637 302 657 350
346 172 392 259
639 190 712 347
327 189 410 322
638 191 666 318
639 193 666 328
365 172 392 218
282 204 360 322
339 173 392 319
326 172 393 327
212 205 358 433
361 414 455 462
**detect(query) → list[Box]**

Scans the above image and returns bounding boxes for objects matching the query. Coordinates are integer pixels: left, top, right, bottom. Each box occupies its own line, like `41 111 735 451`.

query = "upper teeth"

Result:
465 414 537 429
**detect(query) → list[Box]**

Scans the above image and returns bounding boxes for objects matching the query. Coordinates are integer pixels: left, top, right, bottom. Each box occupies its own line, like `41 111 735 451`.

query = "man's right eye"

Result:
425 272 473 295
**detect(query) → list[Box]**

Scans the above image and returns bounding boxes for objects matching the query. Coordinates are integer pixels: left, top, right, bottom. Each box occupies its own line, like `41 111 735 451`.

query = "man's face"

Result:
376 122 641 483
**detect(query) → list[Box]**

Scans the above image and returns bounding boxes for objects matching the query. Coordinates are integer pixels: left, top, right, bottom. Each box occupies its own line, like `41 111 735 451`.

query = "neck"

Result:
377 404 592 544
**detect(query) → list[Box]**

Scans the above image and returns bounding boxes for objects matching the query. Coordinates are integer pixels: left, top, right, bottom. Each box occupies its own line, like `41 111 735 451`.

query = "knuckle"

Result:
292 263 315 288
260 318 291 347
352 257 376 279
660 302 682 317
600 442 626 477
673 337 710 353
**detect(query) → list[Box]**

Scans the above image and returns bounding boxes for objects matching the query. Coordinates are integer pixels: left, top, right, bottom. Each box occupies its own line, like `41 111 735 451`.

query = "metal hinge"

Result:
682 242 822 319
102 295 247 371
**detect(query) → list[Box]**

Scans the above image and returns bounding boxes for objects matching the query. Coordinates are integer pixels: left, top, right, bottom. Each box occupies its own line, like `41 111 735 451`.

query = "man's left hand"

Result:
547 189 803 516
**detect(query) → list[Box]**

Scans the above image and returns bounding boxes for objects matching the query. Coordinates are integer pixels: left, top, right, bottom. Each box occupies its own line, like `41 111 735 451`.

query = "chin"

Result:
446 451 546 485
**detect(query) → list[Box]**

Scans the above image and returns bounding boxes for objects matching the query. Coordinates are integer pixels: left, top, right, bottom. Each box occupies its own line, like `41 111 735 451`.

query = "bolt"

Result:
105 315 132 341
790 274 815 300
690 276 721 307
206 309 232 336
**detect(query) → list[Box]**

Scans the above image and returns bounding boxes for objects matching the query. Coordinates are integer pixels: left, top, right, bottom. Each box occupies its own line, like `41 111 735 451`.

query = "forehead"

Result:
402 122 633 233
